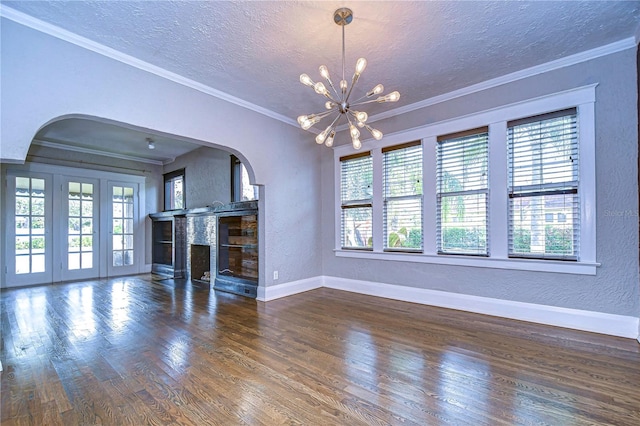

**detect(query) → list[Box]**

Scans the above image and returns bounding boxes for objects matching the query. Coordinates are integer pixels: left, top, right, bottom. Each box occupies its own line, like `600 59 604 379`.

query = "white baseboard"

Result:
261 275 639 339
257 276 323 301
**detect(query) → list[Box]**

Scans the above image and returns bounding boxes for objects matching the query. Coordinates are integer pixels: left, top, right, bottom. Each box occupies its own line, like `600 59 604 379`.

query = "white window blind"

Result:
383 142 423 251
437 128 489 255
340 152 373 249
508 108 579 260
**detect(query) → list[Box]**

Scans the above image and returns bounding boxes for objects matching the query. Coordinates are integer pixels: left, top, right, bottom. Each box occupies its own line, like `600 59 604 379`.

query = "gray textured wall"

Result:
0 18 323 288
164 146 231 209
321 48 639 317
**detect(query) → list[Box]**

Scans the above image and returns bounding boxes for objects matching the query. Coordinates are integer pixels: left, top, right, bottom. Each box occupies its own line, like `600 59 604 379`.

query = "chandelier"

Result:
297 7 400 149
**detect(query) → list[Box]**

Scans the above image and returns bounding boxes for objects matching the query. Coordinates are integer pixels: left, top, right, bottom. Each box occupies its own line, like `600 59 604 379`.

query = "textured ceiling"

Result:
3 0 640 160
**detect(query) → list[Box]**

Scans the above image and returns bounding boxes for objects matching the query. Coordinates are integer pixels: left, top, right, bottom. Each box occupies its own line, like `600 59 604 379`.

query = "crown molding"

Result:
0 5 298 128
1 5 635 131
369 36 636 124
32 139 167 166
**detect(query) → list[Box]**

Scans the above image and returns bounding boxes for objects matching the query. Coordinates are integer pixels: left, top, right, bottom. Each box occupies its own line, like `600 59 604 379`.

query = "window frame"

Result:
436 128 489 256
340 152 374 250
383 141 423 252
507 108 579 261
333 84 597 275
163 168 185 211
231 155 258 202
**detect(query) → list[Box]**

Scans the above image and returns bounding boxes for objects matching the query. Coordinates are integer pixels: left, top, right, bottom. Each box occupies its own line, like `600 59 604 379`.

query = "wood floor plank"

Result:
1 276 639 425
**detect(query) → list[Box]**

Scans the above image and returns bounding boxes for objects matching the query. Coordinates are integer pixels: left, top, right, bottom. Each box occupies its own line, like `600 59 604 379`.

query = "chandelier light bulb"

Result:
319 65 330 80
367 84 384 97
297 115 308 125
325 101 335 110
340 79 348 92
316 125 333 144
355 111 368 123
349 123 360 139
352 138 362 150
371 128 383 140
325 130 336 147
314 82 328 95
355 58 367 75
300 73 314 87
378 91 401 103
357 121 365 128
301 115 322 130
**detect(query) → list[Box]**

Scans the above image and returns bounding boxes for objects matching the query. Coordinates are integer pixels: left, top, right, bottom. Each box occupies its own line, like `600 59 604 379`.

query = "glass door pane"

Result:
68 182 94 270
109 183 137 276
61 178 99 281
15 177 47 274
6 173 52 287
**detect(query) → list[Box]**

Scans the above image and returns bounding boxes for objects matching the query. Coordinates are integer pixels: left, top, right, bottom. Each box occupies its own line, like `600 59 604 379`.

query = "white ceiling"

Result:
4 0 640 162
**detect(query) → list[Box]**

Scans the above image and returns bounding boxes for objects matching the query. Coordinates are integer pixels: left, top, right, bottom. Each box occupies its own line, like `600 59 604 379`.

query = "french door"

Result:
5 173 53 287
4 166 144 287
60 178 100 281
108 182 139 276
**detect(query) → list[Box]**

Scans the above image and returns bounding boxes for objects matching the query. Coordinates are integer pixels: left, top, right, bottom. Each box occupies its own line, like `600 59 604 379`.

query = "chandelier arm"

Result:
348 110 362 122
345 73 360 104
351 91 377 104
327 113 342 132
350 98 380 107
321 92 339 103
325 77 341 100
314 109 335 119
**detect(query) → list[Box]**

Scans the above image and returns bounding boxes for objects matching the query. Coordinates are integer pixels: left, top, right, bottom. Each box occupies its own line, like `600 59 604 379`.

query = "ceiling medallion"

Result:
297 7 400 149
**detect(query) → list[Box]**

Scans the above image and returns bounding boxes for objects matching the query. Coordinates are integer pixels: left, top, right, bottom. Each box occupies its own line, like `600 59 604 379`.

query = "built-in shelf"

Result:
150 212 186 278
149 201 259 298
216 204 258 298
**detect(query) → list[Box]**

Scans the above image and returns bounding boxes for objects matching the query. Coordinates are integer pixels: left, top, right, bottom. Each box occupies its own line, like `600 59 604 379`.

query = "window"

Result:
332 85 595 274
508 108 578 260
164 169 185 211
383 142 423 251
231 155 258 202
437 128 489 255
340 152 373 249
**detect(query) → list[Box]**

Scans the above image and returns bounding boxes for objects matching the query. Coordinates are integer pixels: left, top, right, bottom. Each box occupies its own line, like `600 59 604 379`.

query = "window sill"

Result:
333 249 599 275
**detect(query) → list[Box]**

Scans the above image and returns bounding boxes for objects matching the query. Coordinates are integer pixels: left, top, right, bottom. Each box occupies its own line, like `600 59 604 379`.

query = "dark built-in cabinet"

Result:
149 201 258 298
150 212 186 278
216 209 258 298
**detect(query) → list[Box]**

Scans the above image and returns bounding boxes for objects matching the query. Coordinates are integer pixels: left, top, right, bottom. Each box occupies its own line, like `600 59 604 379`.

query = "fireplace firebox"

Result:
190 244 211 283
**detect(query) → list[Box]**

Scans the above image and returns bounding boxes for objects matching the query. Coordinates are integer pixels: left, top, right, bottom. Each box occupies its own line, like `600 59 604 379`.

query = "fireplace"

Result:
190 244 210 283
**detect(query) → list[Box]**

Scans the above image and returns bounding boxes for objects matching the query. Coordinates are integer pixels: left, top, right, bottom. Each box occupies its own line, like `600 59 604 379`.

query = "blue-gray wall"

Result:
321 48 640 317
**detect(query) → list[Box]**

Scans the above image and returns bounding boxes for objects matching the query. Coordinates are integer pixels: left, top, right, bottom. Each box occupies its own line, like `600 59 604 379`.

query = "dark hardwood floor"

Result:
1 275 639 425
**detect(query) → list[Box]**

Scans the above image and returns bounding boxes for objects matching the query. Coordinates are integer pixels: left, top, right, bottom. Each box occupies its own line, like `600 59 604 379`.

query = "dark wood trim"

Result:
381 140 421 153
507 107 577 127
339 151 371 162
